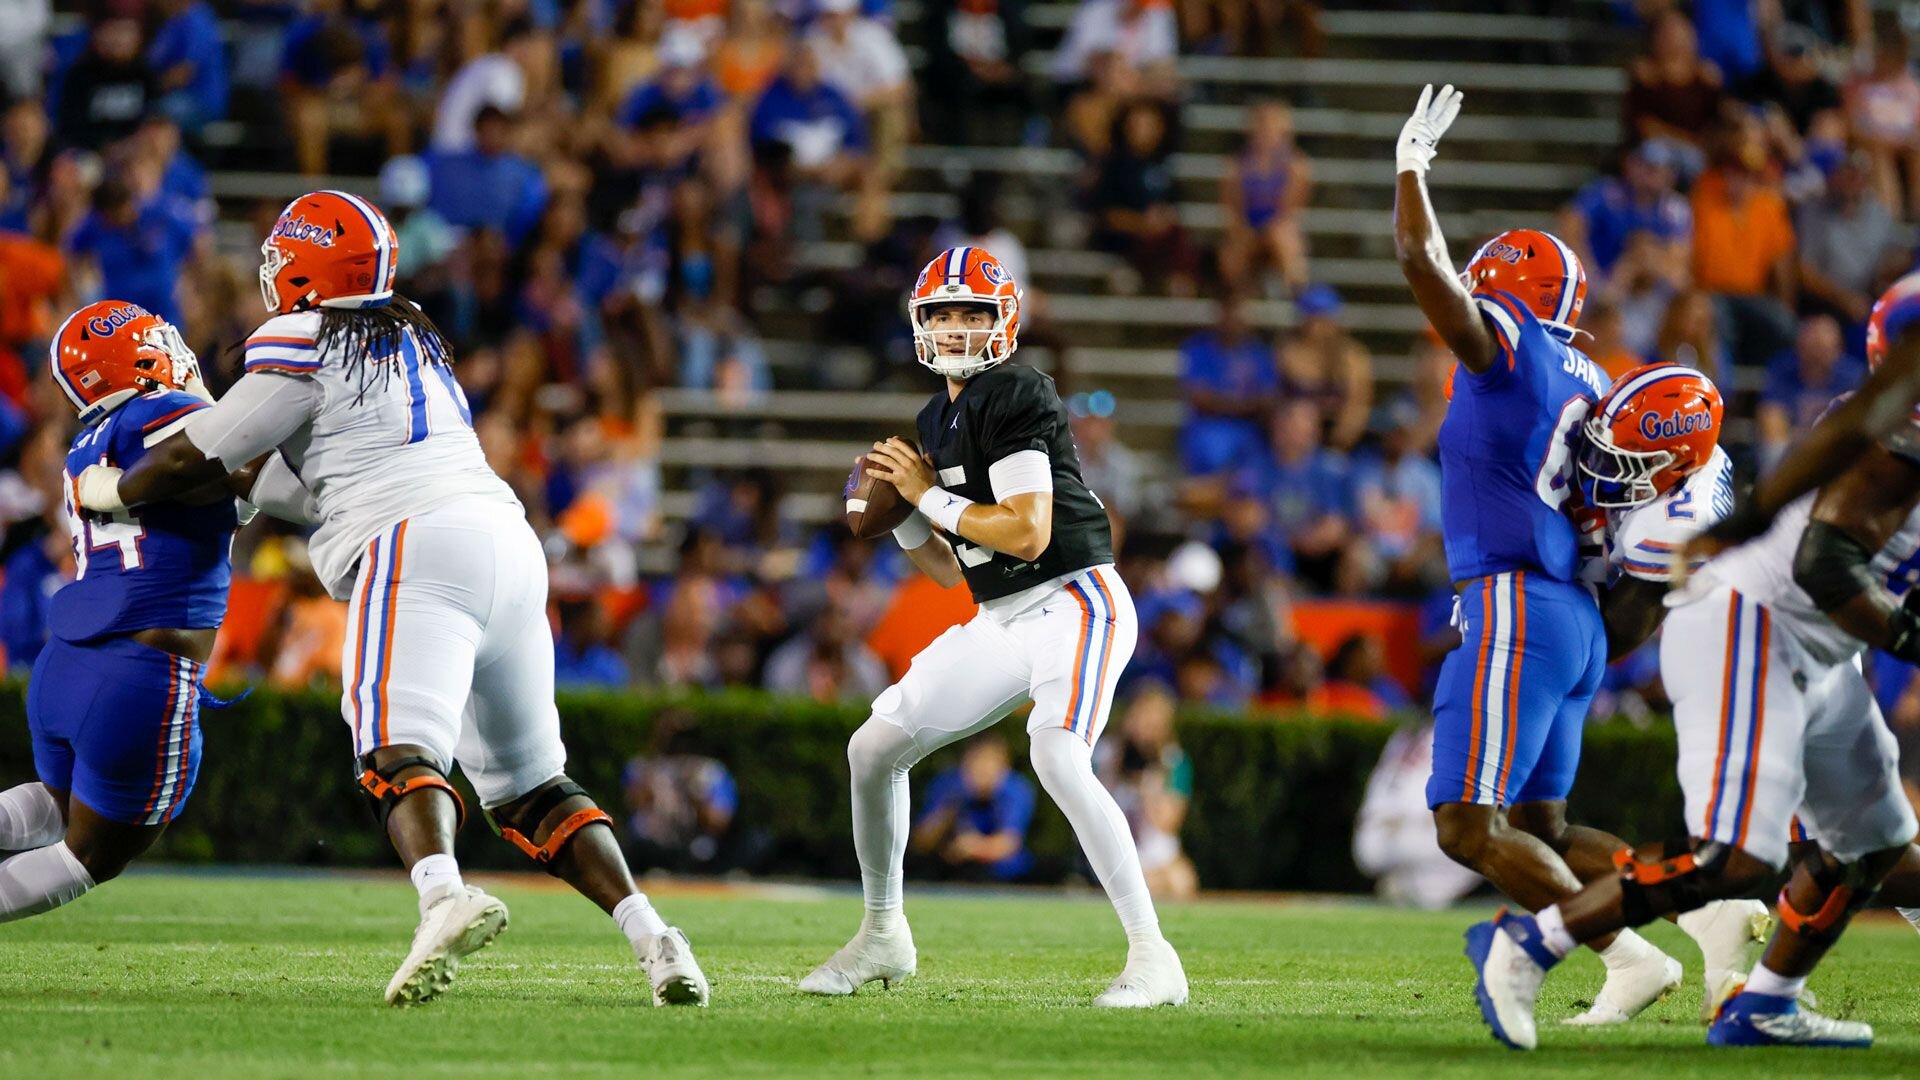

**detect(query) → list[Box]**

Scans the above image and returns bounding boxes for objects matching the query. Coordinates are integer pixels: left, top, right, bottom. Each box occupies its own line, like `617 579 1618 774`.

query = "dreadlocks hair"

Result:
312 295 454 405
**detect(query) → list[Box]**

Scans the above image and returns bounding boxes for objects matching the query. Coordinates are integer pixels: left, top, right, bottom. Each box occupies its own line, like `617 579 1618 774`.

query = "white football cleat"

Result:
799 922 917 996
1561 949 1681 1026
1093 938 1189 1008
1898 907 1920 937
637 927 710 1007
385 884 509 1006
1466 911 1555 1050
1678 899 1771 1023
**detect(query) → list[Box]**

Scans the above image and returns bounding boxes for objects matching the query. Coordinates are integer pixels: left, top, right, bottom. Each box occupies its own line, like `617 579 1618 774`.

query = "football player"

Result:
1470 302 1920 1049
1396 88 1764 1027
0 302 313 923
798 246 1187 1008
69 192 709 1007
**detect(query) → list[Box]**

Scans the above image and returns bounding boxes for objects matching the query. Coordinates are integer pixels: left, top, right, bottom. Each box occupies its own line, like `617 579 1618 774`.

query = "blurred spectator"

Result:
1690 115 1797 365
133 113 209 219
1745 23 1842 136
715 0 787 100
749 41 870 244
1623 11 1725 176
763 605 890 702
1393 327 1452 457
1845 20 1920 218
1218 99 1311 297
1580 297 1645 381
1314 633 1408 720
1278 285 1372 451
1179 0 1322 58
427 105 549 250
260 544 346 690
380 155 458 279
2 97 48 229
1558 140 1689 287
1353 721 1481 908
0 0 48 101
280 0 407 175
1053 0 1178 87
65 172 201 326
1096 682 1196 899
1062 49 1137 164
1178 290 1277 476
1070 389 1145 530
1758 313 1864 470
616 27 725 169
623 710 744 873
55 15 154 151
1241 399 1352 593
1089 98 1198 296
1691 0 1763 95
0 226 62 401
919 0 1037 146
0 514 68 674
1349 403 1443 596
433 17 544 153
1655 287 1730 382
807 0 913 181
910 733 1036 882
1611 231 1686 359
555 596 631 687
147 0 228 132
1796 150 1903 331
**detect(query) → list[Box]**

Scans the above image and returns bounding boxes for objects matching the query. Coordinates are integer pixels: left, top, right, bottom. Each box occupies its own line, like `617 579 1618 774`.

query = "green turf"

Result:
1 872 1918 1078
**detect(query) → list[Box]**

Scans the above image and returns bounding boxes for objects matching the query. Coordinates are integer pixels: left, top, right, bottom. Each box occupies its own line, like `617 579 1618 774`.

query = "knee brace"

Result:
1777 858 1874 943
358 756 466 829
1615 838 1731 926
484 778 613 874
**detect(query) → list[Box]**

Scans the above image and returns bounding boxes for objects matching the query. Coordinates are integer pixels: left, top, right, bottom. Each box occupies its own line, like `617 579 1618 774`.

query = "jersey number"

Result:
62 465 145 578
1666 488 1695 521
1533 398 1591 511
395 333 474 445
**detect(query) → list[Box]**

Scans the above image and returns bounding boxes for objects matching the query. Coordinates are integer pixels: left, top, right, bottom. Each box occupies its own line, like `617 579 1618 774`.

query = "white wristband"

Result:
891 510 933 550
917 485 975 535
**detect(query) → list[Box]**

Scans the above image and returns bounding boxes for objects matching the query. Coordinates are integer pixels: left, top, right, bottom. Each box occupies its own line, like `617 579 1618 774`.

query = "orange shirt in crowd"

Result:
1591 348 1647 382
866 574 977 680
0 234 63 405
716 39 783 99
270 597 348 689
1689 167 1794 296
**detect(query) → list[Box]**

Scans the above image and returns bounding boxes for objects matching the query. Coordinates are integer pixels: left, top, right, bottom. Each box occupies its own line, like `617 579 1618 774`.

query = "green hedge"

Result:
0 684 1689 890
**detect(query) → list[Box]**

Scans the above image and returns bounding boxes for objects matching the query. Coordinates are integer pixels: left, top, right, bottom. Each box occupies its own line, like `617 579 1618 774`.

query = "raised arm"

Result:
1392 84 1497 374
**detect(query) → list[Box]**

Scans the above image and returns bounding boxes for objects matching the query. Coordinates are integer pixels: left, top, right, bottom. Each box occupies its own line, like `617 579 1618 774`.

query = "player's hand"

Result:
74 464 127 513
866 437 935 505
1396 83 1462 176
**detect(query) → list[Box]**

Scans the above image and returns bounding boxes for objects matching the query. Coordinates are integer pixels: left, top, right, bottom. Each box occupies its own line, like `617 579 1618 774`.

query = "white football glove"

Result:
1396 83 1463 177
75 464 128 513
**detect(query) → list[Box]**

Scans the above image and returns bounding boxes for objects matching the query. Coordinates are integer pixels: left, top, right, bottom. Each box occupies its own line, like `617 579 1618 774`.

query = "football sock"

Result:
0 783 64 850
1743 964 1807 1001
0 842 93 923
1030 727 1162 946
847 716 926 919
409 853 463 911
1533 905 1577 960
613 893 669 945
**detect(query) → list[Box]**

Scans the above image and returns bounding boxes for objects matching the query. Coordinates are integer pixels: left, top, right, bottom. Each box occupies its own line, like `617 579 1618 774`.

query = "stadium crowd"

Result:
0 0 1918 795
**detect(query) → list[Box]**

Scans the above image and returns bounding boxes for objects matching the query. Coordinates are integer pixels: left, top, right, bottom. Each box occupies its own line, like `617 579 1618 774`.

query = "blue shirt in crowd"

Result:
749 76 867 158
1242 450 1352 538
65 200 201 325
1761 349 1865 431
619 76 727 128
148 1 230 126
915 766 1035 881
427 149 549 248
1570 176 1691 277
1178 328 1278 474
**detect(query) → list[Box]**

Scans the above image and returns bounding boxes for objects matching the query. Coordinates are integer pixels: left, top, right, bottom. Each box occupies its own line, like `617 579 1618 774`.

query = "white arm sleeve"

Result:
246 452 321 525
183 372 324 470
989 449 1054 501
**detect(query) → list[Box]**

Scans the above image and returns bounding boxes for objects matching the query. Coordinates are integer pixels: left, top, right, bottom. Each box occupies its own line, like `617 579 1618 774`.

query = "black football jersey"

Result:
914 363 1114 602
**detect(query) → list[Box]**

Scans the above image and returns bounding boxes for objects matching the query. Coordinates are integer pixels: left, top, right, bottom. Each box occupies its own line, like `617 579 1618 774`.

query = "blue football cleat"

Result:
1466 909 1559 1051
1707 991 1872 1048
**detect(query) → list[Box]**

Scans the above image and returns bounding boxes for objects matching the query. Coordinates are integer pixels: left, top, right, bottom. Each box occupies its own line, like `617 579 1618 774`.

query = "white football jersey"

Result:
1605 445 1736 584
214 310 520 598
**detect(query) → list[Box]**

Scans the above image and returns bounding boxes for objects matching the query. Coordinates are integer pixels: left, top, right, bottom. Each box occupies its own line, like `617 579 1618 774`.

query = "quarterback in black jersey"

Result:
798 247 1187 1008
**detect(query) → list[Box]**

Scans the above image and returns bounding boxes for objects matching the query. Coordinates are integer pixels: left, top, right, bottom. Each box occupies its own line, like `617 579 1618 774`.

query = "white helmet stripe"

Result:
1603 367 1692 422
322 189 391 295
1544 232 1580 325
47 309 85 411
947 246 969 283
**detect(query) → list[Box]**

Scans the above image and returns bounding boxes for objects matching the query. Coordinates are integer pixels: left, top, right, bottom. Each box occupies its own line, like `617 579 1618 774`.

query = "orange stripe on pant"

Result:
1084 570 1121 743
374 521 410 748
350 537 382 754
1703 591 1741 835
1461 579 1496 802
142 665 182 816
1497 572 1527 796
1732 607 1771 848
1062 581 1095 731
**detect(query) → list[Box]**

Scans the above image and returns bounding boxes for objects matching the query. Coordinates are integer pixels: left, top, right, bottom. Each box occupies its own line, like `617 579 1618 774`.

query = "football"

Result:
844 444 916 539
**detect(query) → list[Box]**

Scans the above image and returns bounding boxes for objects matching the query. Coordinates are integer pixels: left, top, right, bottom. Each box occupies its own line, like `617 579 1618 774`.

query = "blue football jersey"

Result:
50 390 238 643
1437 289 1611 584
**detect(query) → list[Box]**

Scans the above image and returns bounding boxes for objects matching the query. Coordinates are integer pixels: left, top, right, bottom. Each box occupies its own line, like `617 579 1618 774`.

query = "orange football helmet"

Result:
1578 362 1723 508
49 301 196 425
260 189 399 314
1462 228 1587 340
908 246 1022 380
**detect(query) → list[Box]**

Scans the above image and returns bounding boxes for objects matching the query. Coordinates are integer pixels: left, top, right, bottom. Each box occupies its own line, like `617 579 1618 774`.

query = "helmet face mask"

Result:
1578 416 1674 508
50 301 195 425
1578 362 1724 510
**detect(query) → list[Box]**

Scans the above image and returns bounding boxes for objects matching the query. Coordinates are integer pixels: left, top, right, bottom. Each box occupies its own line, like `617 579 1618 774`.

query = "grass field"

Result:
2 872 1919 1078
